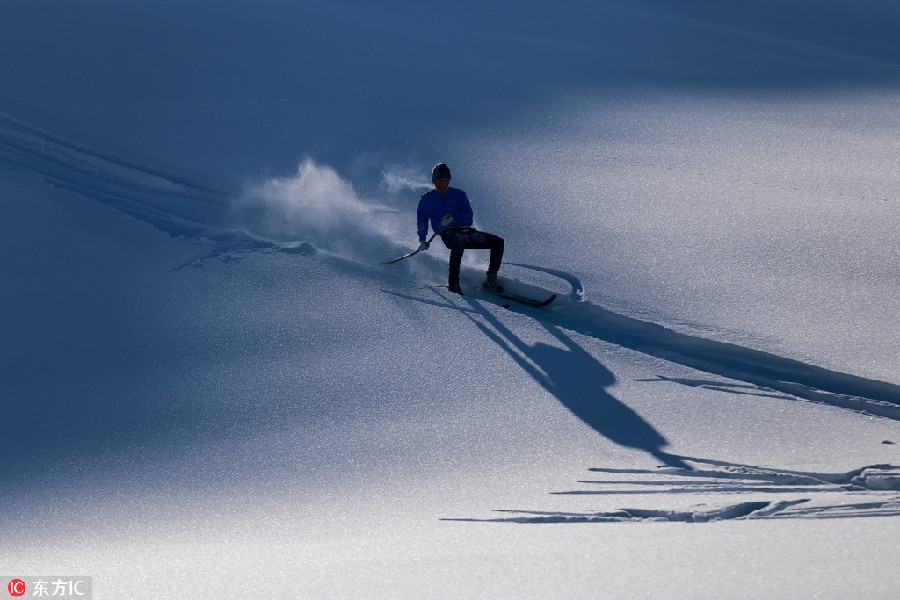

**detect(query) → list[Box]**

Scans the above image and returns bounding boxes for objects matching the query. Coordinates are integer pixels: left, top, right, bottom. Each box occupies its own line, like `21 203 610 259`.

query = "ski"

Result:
492 291 557 307
433 284 557 307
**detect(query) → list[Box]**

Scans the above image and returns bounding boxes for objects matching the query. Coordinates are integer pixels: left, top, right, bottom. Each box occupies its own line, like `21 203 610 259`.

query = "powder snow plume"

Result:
234 158 404 259
381 164 433 195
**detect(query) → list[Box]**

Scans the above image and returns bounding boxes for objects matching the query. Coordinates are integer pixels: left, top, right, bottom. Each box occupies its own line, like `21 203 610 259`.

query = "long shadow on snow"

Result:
414 288 688 469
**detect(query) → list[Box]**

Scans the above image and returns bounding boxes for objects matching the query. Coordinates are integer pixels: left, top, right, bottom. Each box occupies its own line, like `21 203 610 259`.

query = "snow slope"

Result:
2 1 899 598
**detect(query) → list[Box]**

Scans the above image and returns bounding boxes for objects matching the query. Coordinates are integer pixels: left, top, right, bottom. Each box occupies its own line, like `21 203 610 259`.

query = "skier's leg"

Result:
486 234 504 276
440 230 465 292
458 229 504 291
462 230 504 276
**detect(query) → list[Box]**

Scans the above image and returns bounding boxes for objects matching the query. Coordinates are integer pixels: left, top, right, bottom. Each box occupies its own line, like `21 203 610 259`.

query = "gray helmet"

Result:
431 163 452 181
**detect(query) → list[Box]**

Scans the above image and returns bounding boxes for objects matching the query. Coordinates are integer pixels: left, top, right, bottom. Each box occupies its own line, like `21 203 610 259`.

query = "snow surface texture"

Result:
1 1 899 598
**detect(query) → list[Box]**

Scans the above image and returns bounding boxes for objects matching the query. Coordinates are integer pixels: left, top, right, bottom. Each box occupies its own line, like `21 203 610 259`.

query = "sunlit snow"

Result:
1 1 898 598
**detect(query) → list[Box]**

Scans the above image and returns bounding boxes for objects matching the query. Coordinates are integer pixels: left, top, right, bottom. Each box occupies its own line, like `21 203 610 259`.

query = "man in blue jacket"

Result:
417 163 504 295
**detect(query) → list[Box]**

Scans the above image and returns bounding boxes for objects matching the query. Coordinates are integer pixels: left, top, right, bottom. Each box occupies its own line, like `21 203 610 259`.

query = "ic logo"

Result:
7 579 26 597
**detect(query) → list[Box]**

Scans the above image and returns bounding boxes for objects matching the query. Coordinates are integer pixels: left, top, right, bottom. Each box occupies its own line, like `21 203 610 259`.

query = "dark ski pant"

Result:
440 227 504 288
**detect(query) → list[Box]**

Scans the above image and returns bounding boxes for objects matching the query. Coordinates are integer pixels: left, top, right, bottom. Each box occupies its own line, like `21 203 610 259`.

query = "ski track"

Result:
545 294 900 421
0 111 266 248
445 458 900 524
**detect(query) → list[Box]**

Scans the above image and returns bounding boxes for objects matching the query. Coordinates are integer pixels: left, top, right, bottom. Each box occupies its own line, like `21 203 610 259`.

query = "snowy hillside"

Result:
2 1 899 598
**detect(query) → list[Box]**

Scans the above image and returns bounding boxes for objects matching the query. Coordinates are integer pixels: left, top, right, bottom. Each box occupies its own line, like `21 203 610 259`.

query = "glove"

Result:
417 240 430 252
440 213 454 228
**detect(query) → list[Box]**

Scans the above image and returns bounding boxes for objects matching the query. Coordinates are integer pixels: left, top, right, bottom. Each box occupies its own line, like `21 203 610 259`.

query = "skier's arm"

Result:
416 198 430 242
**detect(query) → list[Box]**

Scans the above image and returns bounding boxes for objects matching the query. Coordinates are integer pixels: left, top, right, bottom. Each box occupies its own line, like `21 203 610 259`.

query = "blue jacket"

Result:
417 187 474 241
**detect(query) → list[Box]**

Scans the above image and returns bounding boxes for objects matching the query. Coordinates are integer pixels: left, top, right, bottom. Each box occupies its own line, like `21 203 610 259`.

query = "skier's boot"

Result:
448 282 464 295
482 272 504 293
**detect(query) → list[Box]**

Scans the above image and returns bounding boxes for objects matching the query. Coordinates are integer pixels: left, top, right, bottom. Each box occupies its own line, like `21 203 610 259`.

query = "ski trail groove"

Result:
0 111 263 246
445 459 900 523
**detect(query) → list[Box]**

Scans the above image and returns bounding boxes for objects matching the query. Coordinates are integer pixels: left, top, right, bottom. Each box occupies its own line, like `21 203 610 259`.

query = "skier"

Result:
417 163 505 295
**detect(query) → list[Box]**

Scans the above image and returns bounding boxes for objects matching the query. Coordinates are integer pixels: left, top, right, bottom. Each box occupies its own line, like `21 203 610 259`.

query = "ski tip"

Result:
535 293 558 307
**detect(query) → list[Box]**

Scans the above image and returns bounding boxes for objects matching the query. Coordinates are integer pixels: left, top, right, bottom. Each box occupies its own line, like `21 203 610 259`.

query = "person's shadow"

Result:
461 296 689 469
